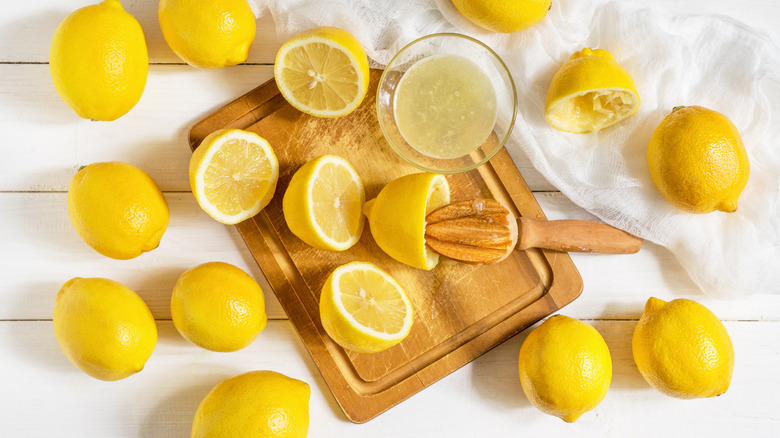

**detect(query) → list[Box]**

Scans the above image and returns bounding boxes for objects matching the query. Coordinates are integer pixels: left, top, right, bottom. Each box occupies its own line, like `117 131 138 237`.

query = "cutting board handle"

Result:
517 217 643 254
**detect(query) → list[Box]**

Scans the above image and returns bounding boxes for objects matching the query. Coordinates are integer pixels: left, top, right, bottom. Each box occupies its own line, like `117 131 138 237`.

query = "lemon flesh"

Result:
283 155 365 251
68 161 169 260
364 173 449 270
158 0 256 68
171 262 267 352
275 26 370 118
50 0 148 121
632 297 734 399
518 315 612 422
53 277 157 381
192 370 310 438
545 48 640 133
319 261 414 354
189 129 279 225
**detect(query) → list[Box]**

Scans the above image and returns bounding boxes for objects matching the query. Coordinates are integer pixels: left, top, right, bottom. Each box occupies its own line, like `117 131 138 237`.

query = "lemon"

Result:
171 262 267 352
283 155 365 251
632 297 734 399
274 26 370 118
319 261 414 354
451 0 551 33
68 162 169 259
192 370 310 438
647 106 749 214
545 48 640 133
518 315 612 422
53 277 157 381
363 173 449 270
190 129 279 225
158 0 256 68
50 0 148 121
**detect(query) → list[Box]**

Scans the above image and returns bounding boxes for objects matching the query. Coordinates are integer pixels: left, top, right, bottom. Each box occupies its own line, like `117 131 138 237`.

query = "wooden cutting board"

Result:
189 69 583 423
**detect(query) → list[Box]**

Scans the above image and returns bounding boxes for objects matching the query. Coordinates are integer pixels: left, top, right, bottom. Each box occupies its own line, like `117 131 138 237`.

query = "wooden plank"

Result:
1 319 776 436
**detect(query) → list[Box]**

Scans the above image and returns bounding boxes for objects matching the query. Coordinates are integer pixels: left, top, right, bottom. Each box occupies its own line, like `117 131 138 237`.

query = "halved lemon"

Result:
319 261 414 353
189 129 279 225
545 48 640 133
363 173 450 270
274 26 370 118
282 155 365 251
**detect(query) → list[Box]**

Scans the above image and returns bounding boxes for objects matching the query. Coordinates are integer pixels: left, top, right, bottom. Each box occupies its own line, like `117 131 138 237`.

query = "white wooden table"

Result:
3 1 779 436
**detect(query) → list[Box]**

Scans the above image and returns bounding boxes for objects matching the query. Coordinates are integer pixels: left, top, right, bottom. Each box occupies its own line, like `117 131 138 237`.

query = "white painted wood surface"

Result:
2 0 779 436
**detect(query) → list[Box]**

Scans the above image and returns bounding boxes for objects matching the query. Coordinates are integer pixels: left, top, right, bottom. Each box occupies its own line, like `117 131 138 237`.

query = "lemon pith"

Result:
53 277 157 381
647 106 749 213
282 155 365 251
190 129 279 225
49 0 148 121
319 261 413 354
363 173 450 270
274 26 370 118
632 297 734 399
545 48 640 133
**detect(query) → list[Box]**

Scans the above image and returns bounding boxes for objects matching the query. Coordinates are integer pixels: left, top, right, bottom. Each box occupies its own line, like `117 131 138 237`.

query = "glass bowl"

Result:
377 33 517 174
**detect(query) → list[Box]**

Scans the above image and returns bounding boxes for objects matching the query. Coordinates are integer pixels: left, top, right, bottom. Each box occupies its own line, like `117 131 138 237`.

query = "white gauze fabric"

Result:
250 0 780 298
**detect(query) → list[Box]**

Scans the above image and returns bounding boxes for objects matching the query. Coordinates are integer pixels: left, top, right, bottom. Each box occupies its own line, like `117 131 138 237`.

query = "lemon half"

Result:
274 26 370 118
319 261 414 354
189 129 279 225
545 48 640 133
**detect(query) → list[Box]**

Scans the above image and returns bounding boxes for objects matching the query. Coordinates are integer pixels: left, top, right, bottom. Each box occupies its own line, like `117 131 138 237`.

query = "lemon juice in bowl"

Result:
377 33 516 174
393 54 498 159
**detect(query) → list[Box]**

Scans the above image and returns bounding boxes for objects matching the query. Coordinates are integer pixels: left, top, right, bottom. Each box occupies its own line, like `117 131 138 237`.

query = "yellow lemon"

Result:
518 315 612 422
171 262 267 352
68 162 169 260
451 0 551 33
275 26 370 118
545 48 640 133
50 0 148 121
192 370 310 438
53 277 157 381
158 0 256 68
647 106 749 213
190 129 279 225
632 297 734 399
363 173 449 270
283 155 365 251
319 261 414 354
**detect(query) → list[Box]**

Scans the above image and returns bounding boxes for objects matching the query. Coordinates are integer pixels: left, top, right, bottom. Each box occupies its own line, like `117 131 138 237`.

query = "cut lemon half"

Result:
274 26 370 118
282 155 365 251
363 173 450 270
189 129 279 225
545 48 640 133
319 261 414 354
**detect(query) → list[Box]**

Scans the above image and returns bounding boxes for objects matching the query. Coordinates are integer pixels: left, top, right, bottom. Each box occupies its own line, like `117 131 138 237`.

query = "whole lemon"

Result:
518 315 612 422
50 0 148 121
158 0 256 68
451 0 551 33
191 370 310 438
647 106 749 213
68 162 169 260
53 277 157 381
171 262 267 352
363 173 449 270
632 297 734 399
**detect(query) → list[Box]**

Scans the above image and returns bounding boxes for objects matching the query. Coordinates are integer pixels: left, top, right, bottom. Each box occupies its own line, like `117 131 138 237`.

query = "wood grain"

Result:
189 70 583 422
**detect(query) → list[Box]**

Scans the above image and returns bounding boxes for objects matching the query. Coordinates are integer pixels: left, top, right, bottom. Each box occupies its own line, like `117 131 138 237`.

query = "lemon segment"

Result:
363 173 450 270
274 26 370 118
283 155 365 251
189 129 279 225
545 48 640 133
319 261 414 354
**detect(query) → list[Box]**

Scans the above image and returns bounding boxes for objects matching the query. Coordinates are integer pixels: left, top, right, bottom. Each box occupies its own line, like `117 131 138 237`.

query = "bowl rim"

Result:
376 32 518 174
